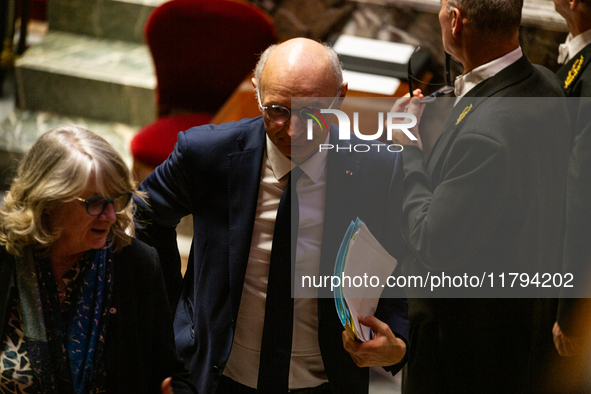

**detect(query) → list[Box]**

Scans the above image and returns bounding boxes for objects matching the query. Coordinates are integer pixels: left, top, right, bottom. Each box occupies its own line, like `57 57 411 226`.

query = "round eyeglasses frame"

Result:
256 88 342 125
75 193 133 216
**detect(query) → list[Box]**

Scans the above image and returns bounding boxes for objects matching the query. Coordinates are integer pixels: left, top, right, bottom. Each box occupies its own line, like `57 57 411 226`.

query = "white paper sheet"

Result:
333 35 415 64
341 223 398 342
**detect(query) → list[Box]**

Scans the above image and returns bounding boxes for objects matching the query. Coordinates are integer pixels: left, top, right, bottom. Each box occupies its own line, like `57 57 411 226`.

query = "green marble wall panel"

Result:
15 31 156 125
0 150 22 191
16 32 155 88
0 110 138 167
16 68 155 126
48 0 169 43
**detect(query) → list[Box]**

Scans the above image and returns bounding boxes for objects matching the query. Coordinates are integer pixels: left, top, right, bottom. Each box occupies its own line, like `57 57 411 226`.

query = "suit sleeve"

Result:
145 245 198 394
135 131 193 312
401 132 509 271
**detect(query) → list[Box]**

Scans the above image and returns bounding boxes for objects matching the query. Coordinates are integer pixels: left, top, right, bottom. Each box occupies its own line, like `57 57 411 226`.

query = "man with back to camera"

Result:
553 0 591 352
134 38 409 394
540 0 591 391
389 0 571 392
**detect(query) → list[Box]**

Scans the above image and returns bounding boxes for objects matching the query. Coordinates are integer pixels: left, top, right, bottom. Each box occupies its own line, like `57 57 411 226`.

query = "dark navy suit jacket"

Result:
136 117 409 394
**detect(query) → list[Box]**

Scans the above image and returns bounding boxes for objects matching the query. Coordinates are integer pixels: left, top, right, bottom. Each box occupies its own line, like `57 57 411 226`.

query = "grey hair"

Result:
253 42 344 97
446 0 523 37
0 125 141 256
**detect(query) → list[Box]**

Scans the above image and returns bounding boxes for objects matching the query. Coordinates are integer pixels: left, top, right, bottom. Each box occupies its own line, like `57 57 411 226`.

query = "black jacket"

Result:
556 42 591 336
0 238 196 394
400 56 570 393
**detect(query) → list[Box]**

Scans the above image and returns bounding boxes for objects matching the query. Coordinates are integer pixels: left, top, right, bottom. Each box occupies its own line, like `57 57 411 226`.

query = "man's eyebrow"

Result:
263 99 287 108
298 99 325 108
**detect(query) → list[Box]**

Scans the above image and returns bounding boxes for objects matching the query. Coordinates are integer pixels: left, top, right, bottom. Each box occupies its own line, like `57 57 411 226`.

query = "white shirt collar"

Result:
563 29 591 63
454 47 523 101
266 133 329 184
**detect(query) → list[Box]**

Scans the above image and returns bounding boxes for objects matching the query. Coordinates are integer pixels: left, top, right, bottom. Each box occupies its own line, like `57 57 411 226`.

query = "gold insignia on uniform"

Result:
456 104 473 125
565 55 584 89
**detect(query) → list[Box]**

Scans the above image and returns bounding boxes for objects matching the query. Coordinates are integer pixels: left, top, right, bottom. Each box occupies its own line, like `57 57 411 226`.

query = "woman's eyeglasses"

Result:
408 45 454 103
256 88 341 124
76 193 133 216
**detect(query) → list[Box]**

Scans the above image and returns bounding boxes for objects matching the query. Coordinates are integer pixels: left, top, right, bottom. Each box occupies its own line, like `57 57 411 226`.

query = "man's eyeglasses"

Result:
256 88 341 124
408 45 454 103
76 193 132 216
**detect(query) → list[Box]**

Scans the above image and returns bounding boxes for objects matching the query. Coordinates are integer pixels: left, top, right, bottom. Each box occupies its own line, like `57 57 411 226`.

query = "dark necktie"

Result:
257 166 304 393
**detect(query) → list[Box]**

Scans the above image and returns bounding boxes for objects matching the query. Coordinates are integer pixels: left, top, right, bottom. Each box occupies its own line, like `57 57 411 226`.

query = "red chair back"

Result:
146 0 277 116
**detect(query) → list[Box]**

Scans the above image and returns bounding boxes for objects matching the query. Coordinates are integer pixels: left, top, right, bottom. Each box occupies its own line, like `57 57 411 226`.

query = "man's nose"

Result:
288 114 307 140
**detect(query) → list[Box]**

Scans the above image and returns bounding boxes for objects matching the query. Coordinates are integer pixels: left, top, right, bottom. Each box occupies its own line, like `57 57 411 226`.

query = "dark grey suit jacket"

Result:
399 55 570 394
556 43 591 336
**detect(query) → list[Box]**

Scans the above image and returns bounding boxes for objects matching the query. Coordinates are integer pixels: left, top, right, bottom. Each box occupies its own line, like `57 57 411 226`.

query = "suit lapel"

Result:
317 129 392 392
557 43 591 96
463 55 534 98
317 129 368 392
427 101 472 168
427 98 482 185
227 125 266 320
319 128 362 279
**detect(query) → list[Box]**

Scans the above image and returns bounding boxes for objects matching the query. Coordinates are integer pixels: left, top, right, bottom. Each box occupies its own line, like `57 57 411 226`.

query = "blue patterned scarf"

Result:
15 247 113 393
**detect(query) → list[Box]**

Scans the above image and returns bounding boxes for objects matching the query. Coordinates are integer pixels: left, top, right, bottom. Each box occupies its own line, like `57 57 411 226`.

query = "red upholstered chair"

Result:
131 0 277 181
131 113 214 181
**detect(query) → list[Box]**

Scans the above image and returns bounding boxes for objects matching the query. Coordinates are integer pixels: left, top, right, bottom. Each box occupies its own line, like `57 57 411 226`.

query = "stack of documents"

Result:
334 218 398 342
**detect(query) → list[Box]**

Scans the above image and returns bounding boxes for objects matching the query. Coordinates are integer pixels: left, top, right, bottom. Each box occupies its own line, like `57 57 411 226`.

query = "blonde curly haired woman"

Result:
0 125 195 394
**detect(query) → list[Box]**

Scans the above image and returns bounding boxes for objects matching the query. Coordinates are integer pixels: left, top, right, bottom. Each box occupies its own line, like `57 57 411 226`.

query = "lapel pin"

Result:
456 104 473 125
346 170 353 176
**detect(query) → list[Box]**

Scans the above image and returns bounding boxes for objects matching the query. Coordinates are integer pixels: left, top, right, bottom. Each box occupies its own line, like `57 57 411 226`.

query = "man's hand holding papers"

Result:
342 315 407 367
334 218 407 367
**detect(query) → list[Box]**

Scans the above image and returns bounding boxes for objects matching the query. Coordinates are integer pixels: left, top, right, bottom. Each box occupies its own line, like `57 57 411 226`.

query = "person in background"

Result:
390 0 570 392
546 0 591 391
0 125 195 394
553 0 591 351
135 38 409 394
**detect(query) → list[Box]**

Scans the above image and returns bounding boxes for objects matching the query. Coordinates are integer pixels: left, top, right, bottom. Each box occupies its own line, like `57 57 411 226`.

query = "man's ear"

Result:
335 82 348 110
339 82 348 98
451 7 464 37
569 0 577 10
252 78 262 109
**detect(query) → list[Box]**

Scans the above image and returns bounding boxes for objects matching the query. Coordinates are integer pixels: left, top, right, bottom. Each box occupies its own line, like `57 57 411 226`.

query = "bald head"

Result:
253 38 343 98
252 38 347 162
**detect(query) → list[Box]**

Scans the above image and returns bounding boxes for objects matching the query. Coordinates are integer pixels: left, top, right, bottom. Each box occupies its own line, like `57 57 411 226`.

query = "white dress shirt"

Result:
223 134 330 389
454 47 523 106
558 29 591 64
